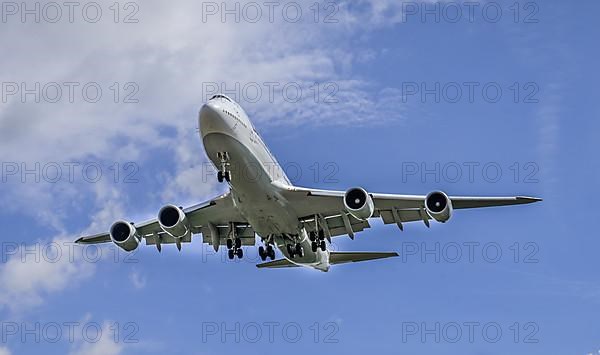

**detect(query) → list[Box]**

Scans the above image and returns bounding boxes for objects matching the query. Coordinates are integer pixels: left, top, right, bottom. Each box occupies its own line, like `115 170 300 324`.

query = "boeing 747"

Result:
76 94 541 271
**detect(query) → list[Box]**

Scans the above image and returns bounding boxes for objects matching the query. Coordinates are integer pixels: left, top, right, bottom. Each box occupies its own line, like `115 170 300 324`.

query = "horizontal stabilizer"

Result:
256 251 399 269
256 258 299 269
329 251 399 264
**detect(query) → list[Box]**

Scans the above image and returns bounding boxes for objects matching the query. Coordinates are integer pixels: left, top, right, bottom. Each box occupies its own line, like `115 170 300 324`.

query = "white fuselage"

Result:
198 95 330 271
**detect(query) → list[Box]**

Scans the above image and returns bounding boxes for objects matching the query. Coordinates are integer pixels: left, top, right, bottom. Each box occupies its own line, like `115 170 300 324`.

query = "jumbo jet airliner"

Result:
76 94 541 271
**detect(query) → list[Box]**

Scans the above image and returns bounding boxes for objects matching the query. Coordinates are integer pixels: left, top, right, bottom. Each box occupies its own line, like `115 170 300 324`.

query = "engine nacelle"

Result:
109 221 141 252
158 204 191 239
344 187 375 221
425 191 453 223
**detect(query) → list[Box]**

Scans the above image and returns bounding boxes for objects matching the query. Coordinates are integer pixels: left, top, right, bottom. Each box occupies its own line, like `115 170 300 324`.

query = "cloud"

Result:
0 0 401 232
68 321 124 355
0 347 11 355
0 0 415 313
0 180 126 313
129 270 147 290
0 236 96 312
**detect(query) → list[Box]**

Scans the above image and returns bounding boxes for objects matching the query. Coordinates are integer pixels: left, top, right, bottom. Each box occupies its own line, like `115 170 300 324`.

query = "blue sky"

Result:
0 0 598 354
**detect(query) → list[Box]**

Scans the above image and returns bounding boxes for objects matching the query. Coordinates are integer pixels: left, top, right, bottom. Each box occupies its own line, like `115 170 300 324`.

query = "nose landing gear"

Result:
216 152 231 183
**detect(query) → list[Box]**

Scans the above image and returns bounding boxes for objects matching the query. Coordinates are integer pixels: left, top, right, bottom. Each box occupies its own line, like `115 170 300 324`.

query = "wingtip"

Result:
517 196 543 203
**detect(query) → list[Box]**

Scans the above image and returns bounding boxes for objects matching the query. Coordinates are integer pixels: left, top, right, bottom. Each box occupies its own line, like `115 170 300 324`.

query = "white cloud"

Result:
0 180 126 313
69 322 124 355
129 270 147 290
0 236 96 312
0 0 396 230
0 0 414 312
0 347 11 355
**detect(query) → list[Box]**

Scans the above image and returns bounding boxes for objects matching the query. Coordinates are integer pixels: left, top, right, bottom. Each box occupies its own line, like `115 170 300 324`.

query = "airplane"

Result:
75 94 542 272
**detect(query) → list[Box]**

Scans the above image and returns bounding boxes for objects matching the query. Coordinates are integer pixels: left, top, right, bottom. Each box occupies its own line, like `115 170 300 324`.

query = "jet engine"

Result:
109 221 141 252
158 204 191 239
424 191 453 223
344 187 375 221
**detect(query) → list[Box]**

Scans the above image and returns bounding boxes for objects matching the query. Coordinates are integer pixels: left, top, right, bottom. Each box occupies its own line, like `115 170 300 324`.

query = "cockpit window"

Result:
210 94 232 102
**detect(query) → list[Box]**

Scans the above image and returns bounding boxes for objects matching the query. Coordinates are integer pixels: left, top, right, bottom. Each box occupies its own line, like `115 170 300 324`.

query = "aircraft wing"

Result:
75 192 250 250
276 185 541 237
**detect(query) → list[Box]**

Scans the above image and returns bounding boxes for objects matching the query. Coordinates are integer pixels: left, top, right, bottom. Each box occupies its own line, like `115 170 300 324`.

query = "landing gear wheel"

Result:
320 240 326 251
236 248 243 259
235 238 242 249
226 239 233 250
309 231 316 242
267 245 275 260
287 244 295 258
224 171 231 182
217 171 224 183
265 244 275 260
311 241 318 252
228 249 235 260
295 244 304 258
318 230 325 240
258 246 266 261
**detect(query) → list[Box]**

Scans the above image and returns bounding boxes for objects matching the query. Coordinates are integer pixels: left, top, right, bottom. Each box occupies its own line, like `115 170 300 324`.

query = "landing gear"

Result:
226 236 243 259
287 243 304 258
309 230 327 252
226 224 244 260
216 152 231 183
295 244 304 257
258 244 275 261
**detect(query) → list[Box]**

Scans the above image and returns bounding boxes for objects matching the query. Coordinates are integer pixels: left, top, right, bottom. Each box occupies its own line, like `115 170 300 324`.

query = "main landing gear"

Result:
216 151 231 183
226 237 243 260
309 230 327 252
258 244 275 261
287 243 304 259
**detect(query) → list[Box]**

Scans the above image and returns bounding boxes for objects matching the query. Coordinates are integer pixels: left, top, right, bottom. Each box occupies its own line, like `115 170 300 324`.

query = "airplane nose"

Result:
199 102 229 137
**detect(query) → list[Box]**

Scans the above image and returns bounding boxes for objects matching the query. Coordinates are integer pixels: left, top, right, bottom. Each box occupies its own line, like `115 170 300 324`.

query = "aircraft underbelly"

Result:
203 132 299 236
203 130 329 270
